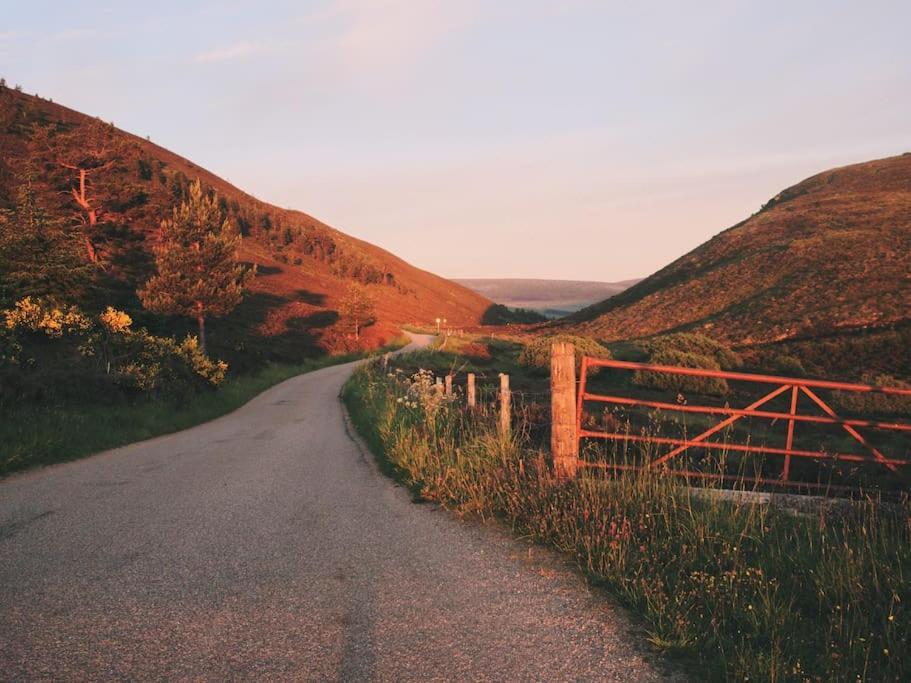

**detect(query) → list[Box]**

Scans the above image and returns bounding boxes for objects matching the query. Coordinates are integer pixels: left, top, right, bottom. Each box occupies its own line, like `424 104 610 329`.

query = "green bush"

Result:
481 304 548 325
831 373 911 416
626 333 741 396
1 297 226 403
639 332 742 370
112 331 226 397
632 348 729 396
755 326 911 381
518 334 610 373
770 353 806 377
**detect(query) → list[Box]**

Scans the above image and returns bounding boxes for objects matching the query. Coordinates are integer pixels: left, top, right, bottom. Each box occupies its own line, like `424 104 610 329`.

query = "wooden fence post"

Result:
551 342 578 479
499 373 511 437
467 373 476 408
445 374 453 397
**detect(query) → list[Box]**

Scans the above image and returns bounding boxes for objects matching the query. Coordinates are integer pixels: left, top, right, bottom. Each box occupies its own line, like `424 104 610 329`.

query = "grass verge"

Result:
343 357 910 682
1 337 408 477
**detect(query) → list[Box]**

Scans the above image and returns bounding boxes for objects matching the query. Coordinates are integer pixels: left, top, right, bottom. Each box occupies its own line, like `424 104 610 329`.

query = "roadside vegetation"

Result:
344 351 910 681
517 333 611 372
1 329 407 477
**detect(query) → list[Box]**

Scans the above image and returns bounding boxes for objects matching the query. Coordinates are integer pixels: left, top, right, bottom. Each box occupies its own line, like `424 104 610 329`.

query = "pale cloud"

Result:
49 28 104 42
193 41 264 64
315 0 479 83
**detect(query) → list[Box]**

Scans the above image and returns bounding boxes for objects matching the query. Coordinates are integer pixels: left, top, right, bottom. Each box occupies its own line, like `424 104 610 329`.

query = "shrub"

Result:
113 331 226 396
770 353 806 377
627 333 741 396
756 326 911 381
518 334 611 373
481 304 547 325
632 349 729 396
4 296 91 337
831 373 911 416
1 297 99 401
639 332 742 370
461 342 492 361
1 297 226 403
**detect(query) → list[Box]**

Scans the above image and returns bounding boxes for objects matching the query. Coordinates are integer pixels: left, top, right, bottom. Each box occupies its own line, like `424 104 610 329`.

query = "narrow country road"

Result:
0 333 672 681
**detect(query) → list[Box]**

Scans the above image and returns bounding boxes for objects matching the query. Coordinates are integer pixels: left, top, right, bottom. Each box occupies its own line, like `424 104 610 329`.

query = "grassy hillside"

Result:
568 154 911 378
455 277 640 317
0 87 490 368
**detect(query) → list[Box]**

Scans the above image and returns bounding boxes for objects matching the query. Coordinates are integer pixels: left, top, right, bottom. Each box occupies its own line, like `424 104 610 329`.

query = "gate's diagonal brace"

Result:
800 386 899 474
648 384 791 468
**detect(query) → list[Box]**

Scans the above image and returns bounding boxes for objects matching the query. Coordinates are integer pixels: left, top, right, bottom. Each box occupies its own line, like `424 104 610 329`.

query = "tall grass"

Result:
344 359 910 681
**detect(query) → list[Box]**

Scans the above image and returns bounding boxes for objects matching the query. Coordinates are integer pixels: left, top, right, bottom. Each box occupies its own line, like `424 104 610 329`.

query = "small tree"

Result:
139 180 253 353
338 283 375 341
28 119 125 264
0 172 91 306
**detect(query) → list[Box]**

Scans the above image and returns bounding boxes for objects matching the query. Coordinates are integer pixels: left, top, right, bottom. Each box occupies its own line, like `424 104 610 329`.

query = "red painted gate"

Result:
575 357 911 492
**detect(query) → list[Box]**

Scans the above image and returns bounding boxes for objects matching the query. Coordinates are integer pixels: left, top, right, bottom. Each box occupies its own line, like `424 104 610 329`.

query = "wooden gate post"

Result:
551 342 579 479
467 373 476 408
445 374 453 397
499 373 511 437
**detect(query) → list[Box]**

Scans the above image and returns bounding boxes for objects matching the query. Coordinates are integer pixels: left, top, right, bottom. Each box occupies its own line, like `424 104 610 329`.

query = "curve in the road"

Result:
0 333 675 681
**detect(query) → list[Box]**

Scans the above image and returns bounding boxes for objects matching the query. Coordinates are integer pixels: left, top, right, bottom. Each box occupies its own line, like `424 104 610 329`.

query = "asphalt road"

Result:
0 333 674 681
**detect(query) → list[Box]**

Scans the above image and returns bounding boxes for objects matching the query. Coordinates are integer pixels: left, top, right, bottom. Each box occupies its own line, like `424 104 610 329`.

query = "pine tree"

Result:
0 172 90 306
139 180 253 353
338 283 376 341
28 119 125 264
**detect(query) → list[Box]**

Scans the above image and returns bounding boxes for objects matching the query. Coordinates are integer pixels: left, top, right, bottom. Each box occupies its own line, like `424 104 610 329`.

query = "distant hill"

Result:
567 154 911 378
0 87 491 365
455 278 640 318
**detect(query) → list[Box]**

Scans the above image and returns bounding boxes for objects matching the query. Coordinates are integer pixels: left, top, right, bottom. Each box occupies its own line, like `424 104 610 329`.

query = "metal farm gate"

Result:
572 356 911 493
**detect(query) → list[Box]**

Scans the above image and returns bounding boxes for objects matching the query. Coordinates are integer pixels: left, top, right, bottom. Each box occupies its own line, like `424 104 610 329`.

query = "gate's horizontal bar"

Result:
583 358 911 396
581 392 911 432
578 430 911 466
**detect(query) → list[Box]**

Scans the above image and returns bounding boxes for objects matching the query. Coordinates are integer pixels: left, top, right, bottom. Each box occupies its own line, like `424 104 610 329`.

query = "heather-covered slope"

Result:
0 87 490 364
571 154 911 349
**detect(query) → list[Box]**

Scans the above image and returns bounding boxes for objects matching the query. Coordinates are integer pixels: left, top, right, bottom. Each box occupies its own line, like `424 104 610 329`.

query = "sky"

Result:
2 1 909 281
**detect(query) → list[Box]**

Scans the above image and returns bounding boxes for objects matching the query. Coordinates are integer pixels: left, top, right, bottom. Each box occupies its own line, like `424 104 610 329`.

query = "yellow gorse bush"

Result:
99 307 132 334
4 296 91 337
1 296 227 393
175 335 228 387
